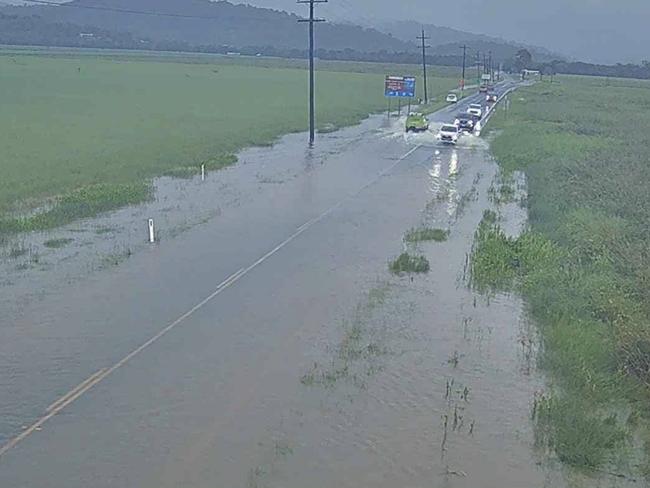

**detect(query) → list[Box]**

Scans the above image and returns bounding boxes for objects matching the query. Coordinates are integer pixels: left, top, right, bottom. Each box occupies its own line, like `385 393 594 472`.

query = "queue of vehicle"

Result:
405 84 501 144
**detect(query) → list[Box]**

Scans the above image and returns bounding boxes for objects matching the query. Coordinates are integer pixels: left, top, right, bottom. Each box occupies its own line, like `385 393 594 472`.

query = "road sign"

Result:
385 75 416 98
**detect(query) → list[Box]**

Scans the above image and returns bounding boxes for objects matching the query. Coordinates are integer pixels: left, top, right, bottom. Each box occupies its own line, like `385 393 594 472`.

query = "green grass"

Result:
389 252 430 274
405 227 449 243
472 76 650 475
0 52 458 232
0 182 153 234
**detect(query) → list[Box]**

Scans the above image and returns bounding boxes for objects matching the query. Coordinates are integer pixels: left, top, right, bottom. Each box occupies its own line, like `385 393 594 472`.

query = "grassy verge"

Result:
0 182 153 234
0 52 458 233
472 76 650 476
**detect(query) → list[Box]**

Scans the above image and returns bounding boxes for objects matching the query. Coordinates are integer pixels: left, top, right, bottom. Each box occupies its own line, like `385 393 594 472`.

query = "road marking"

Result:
45 368 107 414
0 143 423 458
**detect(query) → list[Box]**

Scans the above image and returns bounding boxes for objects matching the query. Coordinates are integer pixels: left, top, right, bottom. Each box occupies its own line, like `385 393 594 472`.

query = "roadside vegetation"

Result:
0 53 458 235
0 182 152 234
405 227 449 243
389 252 430 274
473 76 650 476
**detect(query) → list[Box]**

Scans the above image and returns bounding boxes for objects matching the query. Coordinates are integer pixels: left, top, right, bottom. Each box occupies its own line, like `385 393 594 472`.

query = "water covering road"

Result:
0 82 574 487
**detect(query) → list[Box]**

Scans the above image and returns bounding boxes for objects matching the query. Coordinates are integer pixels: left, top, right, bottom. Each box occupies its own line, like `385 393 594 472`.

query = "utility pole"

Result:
476 50 481 85
417 29 431 104
298 0 327 145
488 51 493 82
460 44 467 93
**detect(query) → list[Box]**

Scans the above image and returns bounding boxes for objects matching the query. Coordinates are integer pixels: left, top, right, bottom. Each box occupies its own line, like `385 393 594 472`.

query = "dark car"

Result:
455 114 475 133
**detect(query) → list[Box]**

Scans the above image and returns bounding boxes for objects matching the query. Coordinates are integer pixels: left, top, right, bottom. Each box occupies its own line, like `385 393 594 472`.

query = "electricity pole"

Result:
298 0 327 145
476 50 481 85
460 44 467 93
417 29 431 104
488 51 493 82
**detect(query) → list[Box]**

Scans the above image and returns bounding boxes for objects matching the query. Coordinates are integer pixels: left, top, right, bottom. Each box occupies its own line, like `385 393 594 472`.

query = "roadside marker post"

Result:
201 164 205 181
148 219 155 244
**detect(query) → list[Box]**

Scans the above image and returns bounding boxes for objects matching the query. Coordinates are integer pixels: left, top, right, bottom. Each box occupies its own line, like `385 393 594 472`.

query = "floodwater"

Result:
0 83 627 487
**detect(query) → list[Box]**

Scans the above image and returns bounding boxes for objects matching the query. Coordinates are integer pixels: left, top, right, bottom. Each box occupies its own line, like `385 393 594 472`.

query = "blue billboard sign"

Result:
385 75 416 98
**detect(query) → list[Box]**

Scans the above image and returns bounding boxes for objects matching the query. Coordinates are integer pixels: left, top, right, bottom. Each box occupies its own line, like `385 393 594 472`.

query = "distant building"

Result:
79 33 95 38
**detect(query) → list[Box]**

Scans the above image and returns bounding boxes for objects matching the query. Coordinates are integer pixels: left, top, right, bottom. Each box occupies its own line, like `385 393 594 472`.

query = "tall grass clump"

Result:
389 253 430 274
405 227 449 243
476 76 650 475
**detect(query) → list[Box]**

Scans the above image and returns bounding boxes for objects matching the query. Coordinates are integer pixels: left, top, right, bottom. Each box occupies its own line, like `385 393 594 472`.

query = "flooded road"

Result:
0 84 576 487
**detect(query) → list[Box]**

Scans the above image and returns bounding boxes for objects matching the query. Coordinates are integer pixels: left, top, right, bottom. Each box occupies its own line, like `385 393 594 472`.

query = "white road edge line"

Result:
0 143 423 459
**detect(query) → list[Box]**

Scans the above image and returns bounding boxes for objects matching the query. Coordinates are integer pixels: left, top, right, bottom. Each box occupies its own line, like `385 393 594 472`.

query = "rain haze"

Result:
240 0 650 63
2 0 650 487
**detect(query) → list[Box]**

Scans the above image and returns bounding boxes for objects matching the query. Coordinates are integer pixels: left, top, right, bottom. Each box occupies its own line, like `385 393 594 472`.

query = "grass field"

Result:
0 50 458 232
473 76 650 476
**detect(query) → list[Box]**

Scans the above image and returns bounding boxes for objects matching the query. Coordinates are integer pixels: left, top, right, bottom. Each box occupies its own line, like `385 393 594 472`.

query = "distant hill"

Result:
1 0 413 52
379 20 562 63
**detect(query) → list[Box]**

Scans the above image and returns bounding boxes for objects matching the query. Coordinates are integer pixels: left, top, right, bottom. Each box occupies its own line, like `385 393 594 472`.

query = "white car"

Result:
467 103 483 119
438 124 459 144
446 93 458 103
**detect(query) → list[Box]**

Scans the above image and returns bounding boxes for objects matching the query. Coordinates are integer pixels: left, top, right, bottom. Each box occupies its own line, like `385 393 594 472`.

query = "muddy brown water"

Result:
0 84 623 487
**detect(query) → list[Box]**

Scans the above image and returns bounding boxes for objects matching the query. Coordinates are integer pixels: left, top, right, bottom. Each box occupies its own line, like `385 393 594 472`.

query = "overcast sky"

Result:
238 0 649 64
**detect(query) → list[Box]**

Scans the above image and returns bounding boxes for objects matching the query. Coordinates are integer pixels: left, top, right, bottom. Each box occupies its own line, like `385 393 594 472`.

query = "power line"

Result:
297 0 327 146
416 29 430 104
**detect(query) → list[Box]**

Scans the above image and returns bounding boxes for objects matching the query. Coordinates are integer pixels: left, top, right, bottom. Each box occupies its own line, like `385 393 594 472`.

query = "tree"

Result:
541 64 557 82
514 48 533 71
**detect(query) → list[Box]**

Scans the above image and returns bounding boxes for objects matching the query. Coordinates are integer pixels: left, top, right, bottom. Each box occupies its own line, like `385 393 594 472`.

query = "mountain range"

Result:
0 0 559 62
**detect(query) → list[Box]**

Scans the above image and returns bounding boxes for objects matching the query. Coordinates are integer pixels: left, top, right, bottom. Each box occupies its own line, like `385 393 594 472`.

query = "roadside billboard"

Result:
385 76 416 98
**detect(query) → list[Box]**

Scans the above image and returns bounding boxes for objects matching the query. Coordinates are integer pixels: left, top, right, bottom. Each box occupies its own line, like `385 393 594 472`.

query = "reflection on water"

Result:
449 149 459 176
429 160 442 196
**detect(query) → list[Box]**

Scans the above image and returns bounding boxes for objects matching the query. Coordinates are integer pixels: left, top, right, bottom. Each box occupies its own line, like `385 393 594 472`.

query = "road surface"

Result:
0 82 567 487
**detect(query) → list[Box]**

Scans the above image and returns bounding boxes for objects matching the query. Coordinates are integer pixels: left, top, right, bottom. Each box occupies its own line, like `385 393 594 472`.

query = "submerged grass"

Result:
473 76 650 475
301 284 391 389
43 237 73 249
405 227 449 243
389 252 430 274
